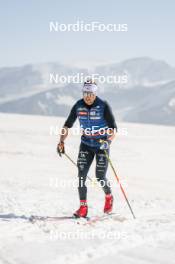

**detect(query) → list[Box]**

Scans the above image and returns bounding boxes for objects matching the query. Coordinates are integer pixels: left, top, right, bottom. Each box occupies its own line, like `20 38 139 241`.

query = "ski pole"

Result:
63 152 98 186
64 152 77 167
104 149 136 219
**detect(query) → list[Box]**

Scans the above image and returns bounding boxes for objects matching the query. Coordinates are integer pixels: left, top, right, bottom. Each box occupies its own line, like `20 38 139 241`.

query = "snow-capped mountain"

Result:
0 57 175 125
0 63 88 103
95 57 175 88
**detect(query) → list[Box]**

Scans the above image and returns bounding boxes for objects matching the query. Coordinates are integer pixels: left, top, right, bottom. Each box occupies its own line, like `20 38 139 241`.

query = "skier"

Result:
57 80 117 218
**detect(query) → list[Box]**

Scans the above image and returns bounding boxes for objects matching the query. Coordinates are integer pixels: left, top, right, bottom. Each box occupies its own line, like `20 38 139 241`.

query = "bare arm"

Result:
107 128 117 142
59 126 69 143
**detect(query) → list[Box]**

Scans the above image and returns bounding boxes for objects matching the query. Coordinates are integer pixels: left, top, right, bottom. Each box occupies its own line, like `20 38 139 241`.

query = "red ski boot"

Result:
104 194 113 214
74 200 88 218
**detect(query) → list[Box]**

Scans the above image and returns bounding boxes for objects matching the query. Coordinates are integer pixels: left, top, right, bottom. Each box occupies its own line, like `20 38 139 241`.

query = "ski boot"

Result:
104 194 113 214
74 200 88 218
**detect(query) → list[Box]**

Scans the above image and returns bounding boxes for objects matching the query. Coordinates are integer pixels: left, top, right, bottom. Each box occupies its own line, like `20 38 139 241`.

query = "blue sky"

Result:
0 0 175 67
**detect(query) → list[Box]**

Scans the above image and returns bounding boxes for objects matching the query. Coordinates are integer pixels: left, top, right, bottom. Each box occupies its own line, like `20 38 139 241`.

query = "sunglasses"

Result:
83 92 95 97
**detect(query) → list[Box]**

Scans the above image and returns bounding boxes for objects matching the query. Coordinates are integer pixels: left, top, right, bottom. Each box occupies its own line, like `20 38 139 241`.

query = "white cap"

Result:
82 83 98 95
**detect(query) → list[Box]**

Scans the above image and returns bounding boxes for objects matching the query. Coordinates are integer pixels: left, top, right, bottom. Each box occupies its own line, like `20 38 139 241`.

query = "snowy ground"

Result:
0 113 175 264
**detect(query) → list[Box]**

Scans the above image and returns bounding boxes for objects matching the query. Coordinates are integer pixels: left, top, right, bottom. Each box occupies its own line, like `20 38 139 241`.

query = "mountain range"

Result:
0 57 175 126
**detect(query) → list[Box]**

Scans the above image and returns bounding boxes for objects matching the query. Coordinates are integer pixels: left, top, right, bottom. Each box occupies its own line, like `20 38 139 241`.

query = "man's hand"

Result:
57 141 65 157
99 140 111 150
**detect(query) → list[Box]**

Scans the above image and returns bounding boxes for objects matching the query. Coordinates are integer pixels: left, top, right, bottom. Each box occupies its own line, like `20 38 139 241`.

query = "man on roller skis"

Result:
57 80 117 218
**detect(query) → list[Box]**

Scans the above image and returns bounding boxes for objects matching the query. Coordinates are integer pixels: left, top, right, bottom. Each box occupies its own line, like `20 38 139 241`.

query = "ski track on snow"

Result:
0 113 175 264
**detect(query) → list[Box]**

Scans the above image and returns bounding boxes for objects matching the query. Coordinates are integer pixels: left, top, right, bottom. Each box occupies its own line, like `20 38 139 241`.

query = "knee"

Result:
96 173 104 182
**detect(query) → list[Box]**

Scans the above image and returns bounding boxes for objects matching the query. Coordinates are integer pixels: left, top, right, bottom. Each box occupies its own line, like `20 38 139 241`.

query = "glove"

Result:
99 140 111 150
57 141 65 157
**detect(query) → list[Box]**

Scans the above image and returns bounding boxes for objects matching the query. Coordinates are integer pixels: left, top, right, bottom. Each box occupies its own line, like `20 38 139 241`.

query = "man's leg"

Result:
96 148 113 213
77 143 94 200
95 149 111 194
